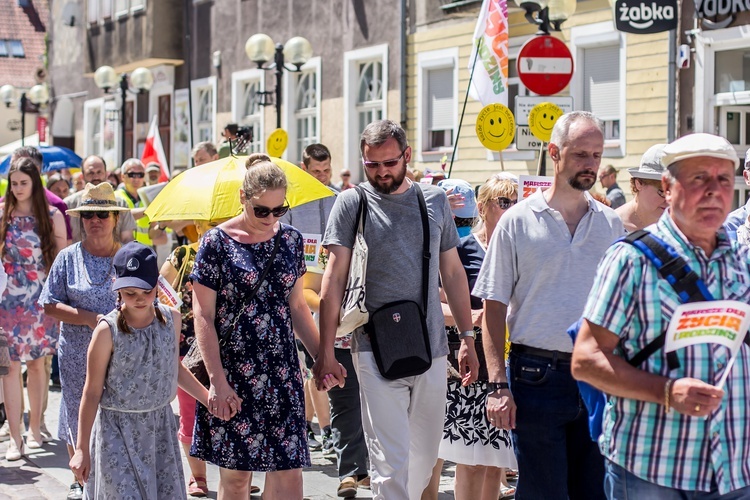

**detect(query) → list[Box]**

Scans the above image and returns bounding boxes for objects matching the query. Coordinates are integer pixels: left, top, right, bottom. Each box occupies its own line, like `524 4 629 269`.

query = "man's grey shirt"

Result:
323 181 459 358
606 184 626 209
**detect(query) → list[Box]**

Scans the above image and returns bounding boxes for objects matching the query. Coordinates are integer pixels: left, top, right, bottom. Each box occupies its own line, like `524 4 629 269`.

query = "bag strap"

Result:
172 245 194 291
415 186 431 314
353 185 368 237
220 226 283 345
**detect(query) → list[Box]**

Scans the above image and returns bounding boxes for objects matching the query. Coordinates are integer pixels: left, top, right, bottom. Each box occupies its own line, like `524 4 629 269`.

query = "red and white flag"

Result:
141 115 170 182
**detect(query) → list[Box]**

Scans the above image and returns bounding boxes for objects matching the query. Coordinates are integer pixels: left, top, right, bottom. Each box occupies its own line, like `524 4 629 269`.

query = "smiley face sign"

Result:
476 104 515 151
267 128 289 157
528 102 563 142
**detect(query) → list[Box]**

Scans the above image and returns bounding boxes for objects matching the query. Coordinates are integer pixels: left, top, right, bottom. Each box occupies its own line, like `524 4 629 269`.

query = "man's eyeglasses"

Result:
80 211 112 220
362 150 406 169
497 197 517 210
249 202 290 219
598 172 614 181
125 172 145 179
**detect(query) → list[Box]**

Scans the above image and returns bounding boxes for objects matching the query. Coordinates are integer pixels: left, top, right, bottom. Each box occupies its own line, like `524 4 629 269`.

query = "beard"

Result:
366 164 407 194
568 170 597 191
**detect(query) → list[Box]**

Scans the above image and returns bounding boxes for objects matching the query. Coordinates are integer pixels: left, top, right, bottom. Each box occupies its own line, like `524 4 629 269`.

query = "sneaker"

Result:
322 428 334 454
0 421 9 442
40 422 53 443
66 482 83 500
337 476 358 498
307 428 322 451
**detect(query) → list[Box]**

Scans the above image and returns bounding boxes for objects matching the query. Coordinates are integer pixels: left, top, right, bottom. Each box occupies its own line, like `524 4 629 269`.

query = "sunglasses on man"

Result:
125 172 145 179
362 150 406 169
80 211 112 220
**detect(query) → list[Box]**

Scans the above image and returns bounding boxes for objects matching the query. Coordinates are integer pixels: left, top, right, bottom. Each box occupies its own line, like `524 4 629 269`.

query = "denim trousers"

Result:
509 349 606 500
605 460 750 500
328 348 369 481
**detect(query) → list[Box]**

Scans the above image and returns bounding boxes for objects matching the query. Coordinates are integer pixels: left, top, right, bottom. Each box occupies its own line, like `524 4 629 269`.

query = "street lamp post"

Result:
0 83 50 145
244 34 313 130
94 66 154 166
514 0 576 34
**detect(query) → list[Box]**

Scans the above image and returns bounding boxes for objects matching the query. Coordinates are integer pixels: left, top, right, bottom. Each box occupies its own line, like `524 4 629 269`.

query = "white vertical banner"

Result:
468 0 509 106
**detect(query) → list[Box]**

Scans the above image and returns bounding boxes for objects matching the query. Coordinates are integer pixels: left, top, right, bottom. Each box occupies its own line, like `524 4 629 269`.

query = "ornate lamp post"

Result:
1 83 50 145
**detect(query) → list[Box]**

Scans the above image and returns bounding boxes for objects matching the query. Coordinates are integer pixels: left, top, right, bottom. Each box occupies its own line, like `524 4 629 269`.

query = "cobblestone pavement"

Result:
0 386 459 499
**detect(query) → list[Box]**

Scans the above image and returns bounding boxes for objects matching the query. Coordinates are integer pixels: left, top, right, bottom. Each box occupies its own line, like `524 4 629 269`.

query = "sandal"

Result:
188 476 208 497
250 484 261 495
500 484 516 499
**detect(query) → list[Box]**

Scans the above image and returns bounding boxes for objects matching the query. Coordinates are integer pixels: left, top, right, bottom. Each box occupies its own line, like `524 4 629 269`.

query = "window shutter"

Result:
583 45 620 120
428 67 454 131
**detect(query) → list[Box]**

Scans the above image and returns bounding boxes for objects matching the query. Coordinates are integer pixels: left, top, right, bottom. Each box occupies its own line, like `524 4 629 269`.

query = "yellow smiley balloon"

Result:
476 104 515 151
267 128 289 157
528 103 563 142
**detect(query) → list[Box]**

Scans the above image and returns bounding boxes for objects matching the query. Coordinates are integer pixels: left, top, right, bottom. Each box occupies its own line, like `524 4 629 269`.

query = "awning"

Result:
0 133 41 156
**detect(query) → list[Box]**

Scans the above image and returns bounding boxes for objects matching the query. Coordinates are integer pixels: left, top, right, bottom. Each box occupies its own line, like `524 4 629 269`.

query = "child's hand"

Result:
70 449 90 484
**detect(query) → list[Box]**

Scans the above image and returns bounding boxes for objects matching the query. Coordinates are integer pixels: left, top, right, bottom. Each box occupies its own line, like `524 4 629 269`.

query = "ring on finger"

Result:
695 404 701 412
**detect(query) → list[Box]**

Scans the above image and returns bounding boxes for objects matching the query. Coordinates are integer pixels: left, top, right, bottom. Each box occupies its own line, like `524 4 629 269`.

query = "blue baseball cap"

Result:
112 242 159 291
438 179 479 219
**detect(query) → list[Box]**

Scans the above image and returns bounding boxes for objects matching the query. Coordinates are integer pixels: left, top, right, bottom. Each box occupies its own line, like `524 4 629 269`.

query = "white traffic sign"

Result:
515 96 574 126
516 126 545 151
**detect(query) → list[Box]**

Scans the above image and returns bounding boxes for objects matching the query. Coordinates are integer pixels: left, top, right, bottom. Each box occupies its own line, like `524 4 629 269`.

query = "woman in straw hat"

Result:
39 182 129 500
0 157 66 461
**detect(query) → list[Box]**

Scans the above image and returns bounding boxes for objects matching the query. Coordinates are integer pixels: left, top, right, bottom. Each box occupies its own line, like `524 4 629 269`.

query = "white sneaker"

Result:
0 421 10 442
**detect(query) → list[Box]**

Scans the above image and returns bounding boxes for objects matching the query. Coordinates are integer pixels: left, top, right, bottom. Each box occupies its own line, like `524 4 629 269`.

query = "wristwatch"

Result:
487 382 510 393
458 330 476 340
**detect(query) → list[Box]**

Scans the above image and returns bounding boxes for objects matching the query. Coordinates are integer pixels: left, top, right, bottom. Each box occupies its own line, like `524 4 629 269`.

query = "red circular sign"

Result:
516 35 574 96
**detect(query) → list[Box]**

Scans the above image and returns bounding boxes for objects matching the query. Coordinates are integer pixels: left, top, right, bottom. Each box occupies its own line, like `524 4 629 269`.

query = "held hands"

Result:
458 339 479 386
669 377 724 417
312 355 347 392
70 449 90 484
207 379 243 421
486 389 516 430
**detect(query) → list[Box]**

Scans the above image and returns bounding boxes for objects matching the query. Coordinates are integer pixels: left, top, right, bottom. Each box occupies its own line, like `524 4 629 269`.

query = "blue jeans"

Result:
605 460 750 499
509 350 605 500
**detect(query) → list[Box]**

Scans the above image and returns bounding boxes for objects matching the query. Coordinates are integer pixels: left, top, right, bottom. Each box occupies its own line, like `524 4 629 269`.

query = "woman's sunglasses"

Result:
250 203 290 219
80 211 112 220
497 197 517 210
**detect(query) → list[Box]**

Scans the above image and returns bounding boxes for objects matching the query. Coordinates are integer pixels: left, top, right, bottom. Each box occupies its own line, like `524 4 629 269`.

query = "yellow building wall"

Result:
407 0 670 194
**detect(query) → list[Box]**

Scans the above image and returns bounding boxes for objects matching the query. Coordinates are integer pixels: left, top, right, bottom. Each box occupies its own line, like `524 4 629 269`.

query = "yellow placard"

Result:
528 102 563 142
267 128 289 157
476 104 515 151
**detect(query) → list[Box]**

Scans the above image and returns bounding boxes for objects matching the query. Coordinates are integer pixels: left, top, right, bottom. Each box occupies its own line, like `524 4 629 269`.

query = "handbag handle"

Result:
219 226 283 345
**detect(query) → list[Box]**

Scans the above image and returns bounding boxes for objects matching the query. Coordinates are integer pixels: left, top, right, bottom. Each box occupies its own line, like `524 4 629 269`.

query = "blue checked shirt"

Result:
583 212 750 494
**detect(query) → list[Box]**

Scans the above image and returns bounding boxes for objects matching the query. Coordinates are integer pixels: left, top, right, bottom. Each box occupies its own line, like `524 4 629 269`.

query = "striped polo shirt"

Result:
583 212 750 494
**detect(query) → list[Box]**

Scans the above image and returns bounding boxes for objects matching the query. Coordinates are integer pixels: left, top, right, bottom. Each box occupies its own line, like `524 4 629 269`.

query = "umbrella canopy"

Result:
0 145 83 175
144 155 335 223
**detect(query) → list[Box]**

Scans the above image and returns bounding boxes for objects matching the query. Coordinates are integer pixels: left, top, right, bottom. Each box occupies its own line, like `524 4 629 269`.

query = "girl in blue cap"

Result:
69 242 225 499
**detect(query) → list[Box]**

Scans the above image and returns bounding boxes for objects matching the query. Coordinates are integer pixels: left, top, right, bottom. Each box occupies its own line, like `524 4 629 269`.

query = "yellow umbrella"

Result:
144 155 334 222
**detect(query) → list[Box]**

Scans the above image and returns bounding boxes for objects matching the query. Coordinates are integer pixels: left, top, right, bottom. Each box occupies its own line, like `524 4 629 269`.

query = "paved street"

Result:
0 385 459 499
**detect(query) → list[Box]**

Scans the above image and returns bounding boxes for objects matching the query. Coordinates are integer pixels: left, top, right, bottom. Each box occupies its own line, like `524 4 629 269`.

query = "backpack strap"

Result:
621 230 714 370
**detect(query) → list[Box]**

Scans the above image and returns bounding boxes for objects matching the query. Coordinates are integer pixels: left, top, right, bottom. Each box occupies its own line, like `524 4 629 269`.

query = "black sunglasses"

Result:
125 172 145 179
497 197 517 210
250 203 290 219
80 211 112 220
362 150 406 169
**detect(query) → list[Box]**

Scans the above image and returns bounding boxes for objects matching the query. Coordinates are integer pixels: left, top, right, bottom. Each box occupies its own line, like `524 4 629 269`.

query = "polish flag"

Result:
141 115 170 182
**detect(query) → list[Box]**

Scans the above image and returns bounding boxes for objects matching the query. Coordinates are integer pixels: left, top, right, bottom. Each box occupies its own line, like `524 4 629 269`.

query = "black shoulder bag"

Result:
365 187 432 380
183 228 282 387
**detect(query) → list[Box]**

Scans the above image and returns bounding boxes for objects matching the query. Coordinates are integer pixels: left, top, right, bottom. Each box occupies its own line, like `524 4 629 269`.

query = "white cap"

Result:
661 133 739 170
628 144 667 180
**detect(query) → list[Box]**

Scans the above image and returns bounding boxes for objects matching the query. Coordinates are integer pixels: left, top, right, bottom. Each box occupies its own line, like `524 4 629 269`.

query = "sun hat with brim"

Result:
628 143 668 181
438 178 479 219
66 182 131 217
112 241 159 291
661 133 739 170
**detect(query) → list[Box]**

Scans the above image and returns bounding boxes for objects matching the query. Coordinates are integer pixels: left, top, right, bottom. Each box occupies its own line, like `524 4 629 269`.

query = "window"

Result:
283 57 321 161
715 49 750 93
9 40 24 58
114 0 144 17
190 77 217 147
417 48 458 161
231 69 264 154
344 45 388 182
571 23 625 157
0 41 7 58
84 99 104 158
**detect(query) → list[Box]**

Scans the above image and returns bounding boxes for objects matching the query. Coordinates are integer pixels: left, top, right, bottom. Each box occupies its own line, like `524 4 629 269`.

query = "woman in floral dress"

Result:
191 157 336 499
0 158 66 460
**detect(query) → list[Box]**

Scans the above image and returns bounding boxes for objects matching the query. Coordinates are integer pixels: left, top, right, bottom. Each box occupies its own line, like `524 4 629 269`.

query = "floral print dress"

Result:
0 212 59 361
189 224 310 471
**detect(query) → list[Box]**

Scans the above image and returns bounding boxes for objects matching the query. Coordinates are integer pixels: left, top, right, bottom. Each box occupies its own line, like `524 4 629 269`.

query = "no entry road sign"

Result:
517 35 574 96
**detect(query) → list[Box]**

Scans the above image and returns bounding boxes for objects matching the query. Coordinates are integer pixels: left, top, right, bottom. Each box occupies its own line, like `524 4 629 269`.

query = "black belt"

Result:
511 344 572 361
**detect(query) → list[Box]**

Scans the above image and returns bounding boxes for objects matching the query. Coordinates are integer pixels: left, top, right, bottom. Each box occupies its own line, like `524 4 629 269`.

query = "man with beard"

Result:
315 119 479 499
473 111 623 499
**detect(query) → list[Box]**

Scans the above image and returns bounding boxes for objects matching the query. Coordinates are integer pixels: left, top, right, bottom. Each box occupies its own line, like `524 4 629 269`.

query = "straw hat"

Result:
628 144 667 181
66 183 130 217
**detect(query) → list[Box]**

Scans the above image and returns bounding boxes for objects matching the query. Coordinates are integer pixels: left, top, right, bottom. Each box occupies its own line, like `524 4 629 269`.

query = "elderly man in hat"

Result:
572 133 750 498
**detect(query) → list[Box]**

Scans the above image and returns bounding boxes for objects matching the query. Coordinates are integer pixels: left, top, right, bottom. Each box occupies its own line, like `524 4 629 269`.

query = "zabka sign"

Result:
614 0 677 34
